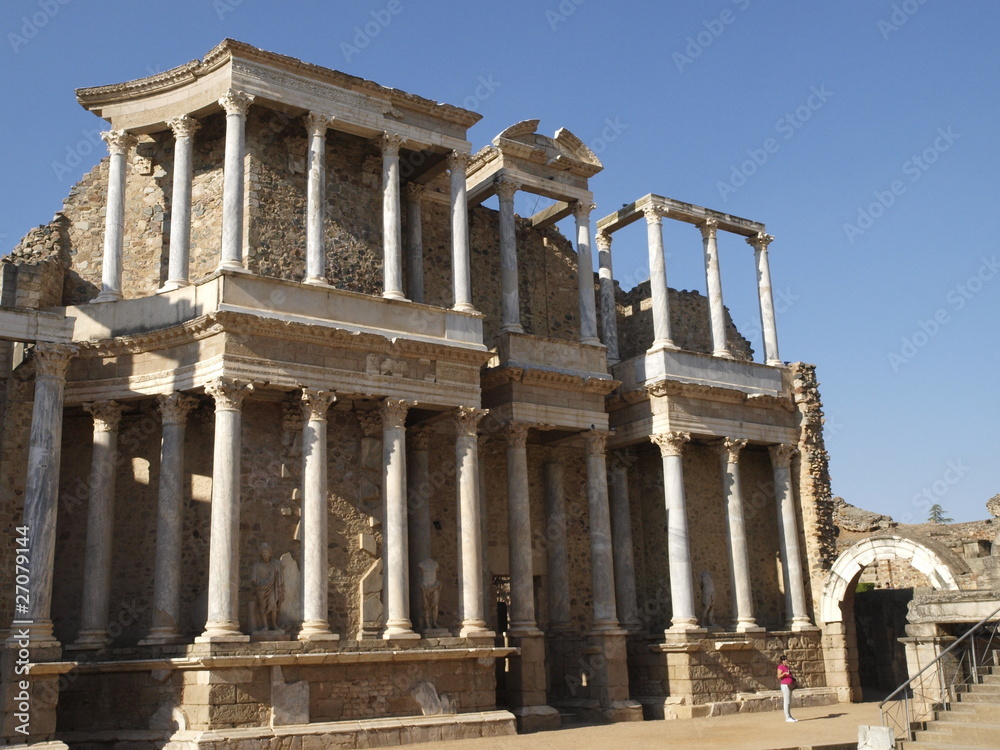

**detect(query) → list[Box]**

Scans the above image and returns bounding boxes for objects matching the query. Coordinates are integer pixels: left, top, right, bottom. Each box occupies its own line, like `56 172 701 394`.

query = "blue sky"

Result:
1 0 997 523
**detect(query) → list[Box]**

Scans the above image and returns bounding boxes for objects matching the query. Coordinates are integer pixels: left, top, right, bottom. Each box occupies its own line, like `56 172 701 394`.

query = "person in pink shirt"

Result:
777 654 798 722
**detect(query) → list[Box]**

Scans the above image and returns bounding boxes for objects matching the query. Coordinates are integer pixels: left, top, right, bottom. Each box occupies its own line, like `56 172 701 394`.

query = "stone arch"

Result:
820 534 967 624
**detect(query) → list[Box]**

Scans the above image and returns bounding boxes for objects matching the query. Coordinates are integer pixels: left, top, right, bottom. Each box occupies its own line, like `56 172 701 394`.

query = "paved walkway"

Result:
415 702 882 750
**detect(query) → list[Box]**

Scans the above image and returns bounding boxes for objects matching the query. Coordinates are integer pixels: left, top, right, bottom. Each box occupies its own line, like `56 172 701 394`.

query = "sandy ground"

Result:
412 702 883 750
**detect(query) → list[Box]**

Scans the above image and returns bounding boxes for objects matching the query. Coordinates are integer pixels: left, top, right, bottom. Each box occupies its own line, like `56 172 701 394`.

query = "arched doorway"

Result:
820 535 968 700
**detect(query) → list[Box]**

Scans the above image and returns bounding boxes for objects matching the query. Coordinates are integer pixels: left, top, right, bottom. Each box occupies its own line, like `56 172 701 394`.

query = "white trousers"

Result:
781 683 793 719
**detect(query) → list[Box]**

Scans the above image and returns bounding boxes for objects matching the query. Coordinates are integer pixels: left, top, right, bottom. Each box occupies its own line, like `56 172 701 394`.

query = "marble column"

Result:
405 182 425 303
771 444 812 630
504 421 540 636
449 150 475 312
585 430 621 633
477 433 492 625
455 407 492 636
381 398 418 639
93 130 137 303
609 450 641 631
381 132 407 300
218 90 254 271
161 116 200 291
644 207 677 352
701 218 732 358
10 344 77 646
748 232 782 366
650 431 699 631
407 426 432 631
596 232 620 364
575 201 601 346
496 176 523 333
717 438 760 632
143 392 199 645
198 378 254 642
73 401 124 648
543 460 571 632
299 389 338 641
305 112 334 286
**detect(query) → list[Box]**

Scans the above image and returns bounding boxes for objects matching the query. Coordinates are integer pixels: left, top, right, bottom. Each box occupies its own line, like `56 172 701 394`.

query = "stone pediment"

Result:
491 120 602 177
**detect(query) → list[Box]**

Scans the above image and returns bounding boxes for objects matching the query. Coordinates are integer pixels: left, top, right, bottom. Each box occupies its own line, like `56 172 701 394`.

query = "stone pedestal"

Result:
0 641 65 744
585 632 644 722
508 634 560 732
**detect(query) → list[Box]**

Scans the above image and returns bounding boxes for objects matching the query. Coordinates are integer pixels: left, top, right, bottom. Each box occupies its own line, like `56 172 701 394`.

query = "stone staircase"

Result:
903 666 1000 749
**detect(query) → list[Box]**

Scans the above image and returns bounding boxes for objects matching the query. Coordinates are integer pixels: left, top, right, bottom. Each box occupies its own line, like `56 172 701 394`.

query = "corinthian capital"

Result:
305 111 334 137
158 392 200 425
768 443 798 468
573 201 596 223
642 206 662 225
595 232 612 252
715 437 748 464
447 149 470 172
699 218 719 240
747 232 775 251
356 408 383 438
31 343 78 380
101 130 138 156
205 378 254 411
381 131 405 154
218 89 254 116
84 401 123 433
404 182 425 202
301 388 337 421
583 429 610 457
494 176 520 203
454 406 488 438
168 115 201 140
503 421 530 450
379 397 413 429
409 425 433 450
650 431 690 458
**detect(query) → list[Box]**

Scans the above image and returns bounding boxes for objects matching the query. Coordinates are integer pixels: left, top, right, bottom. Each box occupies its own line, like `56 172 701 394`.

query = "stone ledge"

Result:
637 687 841 720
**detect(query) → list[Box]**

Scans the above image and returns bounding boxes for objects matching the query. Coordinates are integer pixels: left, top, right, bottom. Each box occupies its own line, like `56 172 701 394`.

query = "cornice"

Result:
481 364 619 396
606 380 794 411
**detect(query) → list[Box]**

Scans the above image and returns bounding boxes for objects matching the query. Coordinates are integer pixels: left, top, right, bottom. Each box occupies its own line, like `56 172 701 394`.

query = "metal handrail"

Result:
879 600 1000 739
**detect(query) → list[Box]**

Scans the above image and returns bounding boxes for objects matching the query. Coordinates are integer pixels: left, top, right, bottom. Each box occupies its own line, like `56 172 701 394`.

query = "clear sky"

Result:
1 0 997 523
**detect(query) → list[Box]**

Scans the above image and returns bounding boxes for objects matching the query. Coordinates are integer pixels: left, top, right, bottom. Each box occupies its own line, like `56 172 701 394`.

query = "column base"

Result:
500 323 524 334
789 618 819 632
589 624 628 637
138 628 186 646
6 620 59 649
383 629 420 641
712 349 735 359
509 626 544 638
156 280 190 293
66 630 110 650
766 358 784 367
216 261 247 272
458 621 495 638
92 291 122 304
382 290 409 301
734 621 765 633
580 336 602 346
298 621 340 641
452 302 478 313
646 339 679 354
512 705 561 733
304 276 330 287
196 621 249 643
666 620 706 636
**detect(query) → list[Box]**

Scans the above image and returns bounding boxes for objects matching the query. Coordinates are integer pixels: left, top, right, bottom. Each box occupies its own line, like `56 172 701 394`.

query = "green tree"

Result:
928 504 953 524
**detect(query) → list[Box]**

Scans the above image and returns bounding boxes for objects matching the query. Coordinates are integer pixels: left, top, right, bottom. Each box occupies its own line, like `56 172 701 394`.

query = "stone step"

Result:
905 743 995 750
956 691 1000 704
914 724 1000 748
937 703 1000 721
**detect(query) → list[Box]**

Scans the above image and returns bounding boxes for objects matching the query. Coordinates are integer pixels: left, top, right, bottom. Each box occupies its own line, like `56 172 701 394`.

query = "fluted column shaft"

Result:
449 151 474 312
596 232 620 364
381 133 406 300
300 389 338 640
575 202 600 345
749 232 781 365
144 393 198 644
455 408 492 636
771 444 812 630
381 398 417 638
162 117 200 290
74 401 124 648
701 219 732 358
11 344 77 646
543 461 571 631
218 90 253 271
505 422 539 636
305 112 333 285
645 208 676 351
407 427 432 630
718 438 759 631
585 430 621 633
609 452 640 631
651 431 699 631
405 182 425 303
198 379 253 642
94 131 137 303
496 177 523 333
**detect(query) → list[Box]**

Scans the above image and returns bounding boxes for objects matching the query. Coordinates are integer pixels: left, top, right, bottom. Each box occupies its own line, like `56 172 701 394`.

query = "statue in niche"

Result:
250 542 285 633
700 570 716 628
418 558 441 631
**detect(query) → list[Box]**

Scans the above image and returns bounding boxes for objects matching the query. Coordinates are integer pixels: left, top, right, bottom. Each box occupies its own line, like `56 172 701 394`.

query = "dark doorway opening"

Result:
854 586 912 701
